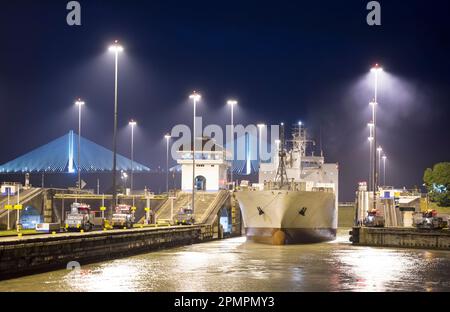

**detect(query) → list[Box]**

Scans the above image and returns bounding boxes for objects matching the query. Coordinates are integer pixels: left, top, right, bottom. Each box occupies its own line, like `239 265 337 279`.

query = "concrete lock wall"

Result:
0 226 206 279
338 204 356 227
350 227 450 250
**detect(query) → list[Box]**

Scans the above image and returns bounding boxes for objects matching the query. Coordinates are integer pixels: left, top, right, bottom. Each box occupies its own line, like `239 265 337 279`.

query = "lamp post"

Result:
227 100 237 189
377 146 383 187
75 98 85 199
371 64 382 103
109 40 123 214
7 189 10 230
368 135 373 191
369 101 377 193
370 64 383 195
16 187 20 232
164 134 171 193
368 123 374 191
129 120 137 192
189 91 201 214
382 154 387 186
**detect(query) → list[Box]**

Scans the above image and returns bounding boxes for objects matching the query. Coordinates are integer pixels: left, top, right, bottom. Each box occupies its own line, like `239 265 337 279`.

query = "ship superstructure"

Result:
235 123 339 245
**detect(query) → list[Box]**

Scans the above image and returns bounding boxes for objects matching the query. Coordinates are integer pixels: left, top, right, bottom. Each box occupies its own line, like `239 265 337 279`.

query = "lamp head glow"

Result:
164 134 171 140
108 40 124 53
189 91 201 101
75 99 85 106
368 136 373 142
129 120 137 126
367 122 374 128
275 139 281 144
377 146 383 152
382 155 387 160
280 122 284 126
227 99 238 106
298 121 303 126
257 123 265 129
370 63 383 73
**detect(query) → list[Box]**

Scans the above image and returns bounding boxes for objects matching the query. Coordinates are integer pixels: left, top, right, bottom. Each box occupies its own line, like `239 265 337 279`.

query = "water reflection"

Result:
63 262 143 292
0 231 449 292
333 248 413 291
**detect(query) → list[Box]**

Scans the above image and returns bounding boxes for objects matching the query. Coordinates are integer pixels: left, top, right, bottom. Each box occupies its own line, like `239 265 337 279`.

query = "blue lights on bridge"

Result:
0 130 150 173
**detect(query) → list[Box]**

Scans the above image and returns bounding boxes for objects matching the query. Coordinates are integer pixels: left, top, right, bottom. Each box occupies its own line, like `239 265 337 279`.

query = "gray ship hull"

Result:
235 190 337 245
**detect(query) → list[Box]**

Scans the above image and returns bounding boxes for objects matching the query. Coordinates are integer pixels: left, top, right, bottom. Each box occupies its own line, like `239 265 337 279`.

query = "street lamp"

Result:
367 123 374 191
128 119 137 192
109 40 123 212
368 135 373 190
370 63 382 192
369 63 383 209
377 146 383 187
189 91 201 214
164 134 171 193
227 99 237 189
382 155 387 186
370 63 383 103
369 101 377 192
75 98 85 198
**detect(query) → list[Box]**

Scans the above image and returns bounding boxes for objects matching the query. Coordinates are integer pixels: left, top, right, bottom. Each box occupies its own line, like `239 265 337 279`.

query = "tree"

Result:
423 162 450 207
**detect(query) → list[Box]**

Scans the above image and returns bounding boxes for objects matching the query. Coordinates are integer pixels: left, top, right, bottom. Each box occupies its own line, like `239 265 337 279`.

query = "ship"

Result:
234 123 338 245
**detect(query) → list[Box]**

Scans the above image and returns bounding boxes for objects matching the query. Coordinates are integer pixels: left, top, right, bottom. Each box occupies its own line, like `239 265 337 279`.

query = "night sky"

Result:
1 0 450 200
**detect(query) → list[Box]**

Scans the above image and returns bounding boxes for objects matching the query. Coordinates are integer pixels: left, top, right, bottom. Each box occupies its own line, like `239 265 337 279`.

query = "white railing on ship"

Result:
238 182 335 193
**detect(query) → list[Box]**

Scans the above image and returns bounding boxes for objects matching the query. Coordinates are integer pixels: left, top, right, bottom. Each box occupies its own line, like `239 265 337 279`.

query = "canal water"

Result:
0 229 449 292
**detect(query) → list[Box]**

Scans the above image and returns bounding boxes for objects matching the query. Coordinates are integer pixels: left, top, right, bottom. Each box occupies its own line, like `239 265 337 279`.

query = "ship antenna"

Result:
275 122 288 188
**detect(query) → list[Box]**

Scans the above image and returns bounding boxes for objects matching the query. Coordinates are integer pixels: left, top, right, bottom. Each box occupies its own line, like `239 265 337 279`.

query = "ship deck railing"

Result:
238 182 335 193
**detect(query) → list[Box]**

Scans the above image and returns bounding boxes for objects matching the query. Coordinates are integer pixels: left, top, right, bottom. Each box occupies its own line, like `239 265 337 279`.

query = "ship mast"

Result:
275 123 288 188
292 122 307 181
290 122 317 181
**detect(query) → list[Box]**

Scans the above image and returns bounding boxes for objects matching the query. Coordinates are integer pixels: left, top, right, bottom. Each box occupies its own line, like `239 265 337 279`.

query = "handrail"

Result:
199 193 219 224
201 191 229 224
155 193 187 219
0 188 44 222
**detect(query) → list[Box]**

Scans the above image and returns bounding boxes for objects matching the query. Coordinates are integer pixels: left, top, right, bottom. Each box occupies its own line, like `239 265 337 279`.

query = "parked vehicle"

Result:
66 203 95 232
413 210 447 230
174 207 195 225
111 204 135 229
363 209 385 227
